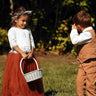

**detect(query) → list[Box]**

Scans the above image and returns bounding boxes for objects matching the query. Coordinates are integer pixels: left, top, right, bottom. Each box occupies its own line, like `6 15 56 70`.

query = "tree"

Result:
9 0 13 15
0 0 96 55
0 0 10 28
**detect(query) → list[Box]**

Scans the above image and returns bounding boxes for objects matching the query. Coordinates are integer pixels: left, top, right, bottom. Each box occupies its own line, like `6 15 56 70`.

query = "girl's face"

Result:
15 14 29 29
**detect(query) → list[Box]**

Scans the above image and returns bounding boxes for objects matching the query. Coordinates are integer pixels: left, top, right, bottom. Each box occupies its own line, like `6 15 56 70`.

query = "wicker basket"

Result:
20 57 43 82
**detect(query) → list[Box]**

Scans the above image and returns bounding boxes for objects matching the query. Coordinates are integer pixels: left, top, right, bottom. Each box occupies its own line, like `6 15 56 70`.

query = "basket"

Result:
20 57 43 82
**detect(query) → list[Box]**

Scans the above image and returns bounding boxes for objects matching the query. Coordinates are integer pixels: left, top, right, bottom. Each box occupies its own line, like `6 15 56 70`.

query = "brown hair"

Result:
73 10 91 28
10 6 26 27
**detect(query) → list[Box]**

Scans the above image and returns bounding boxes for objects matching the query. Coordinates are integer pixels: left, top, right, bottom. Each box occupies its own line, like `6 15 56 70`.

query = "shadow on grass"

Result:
45 90 58 96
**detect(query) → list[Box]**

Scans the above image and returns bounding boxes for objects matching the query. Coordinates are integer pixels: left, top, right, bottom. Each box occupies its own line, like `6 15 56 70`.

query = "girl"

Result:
1 6 45 96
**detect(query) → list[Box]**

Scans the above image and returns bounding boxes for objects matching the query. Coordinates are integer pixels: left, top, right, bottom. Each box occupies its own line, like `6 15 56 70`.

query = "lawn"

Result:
0 54 78 96
0 55 7 96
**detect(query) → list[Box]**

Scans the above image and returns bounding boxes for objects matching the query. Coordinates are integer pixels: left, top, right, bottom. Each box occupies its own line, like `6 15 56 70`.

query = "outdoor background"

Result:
0 0 96 96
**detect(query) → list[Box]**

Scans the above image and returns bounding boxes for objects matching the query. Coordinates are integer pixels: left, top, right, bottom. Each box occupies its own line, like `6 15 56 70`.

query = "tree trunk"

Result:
10 0 13 15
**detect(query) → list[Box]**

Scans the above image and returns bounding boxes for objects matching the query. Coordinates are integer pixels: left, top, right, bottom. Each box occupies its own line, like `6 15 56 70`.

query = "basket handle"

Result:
20 57 39 75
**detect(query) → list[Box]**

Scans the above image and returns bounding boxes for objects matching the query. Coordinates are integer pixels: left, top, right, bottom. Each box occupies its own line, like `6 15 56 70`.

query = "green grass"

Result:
38 55 78 96
0 55 7 95
0 54 78 96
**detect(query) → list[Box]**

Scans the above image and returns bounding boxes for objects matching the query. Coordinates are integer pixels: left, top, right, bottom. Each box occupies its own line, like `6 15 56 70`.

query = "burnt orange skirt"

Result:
1 52 45 96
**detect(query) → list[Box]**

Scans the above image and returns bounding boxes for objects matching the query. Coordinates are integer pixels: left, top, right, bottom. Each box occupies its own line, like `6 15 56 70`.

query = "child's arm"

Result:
27 46 34 59
13 46 28 59
27 29 35 59
29 29 35 48
70 24 92 45
8 28 28 59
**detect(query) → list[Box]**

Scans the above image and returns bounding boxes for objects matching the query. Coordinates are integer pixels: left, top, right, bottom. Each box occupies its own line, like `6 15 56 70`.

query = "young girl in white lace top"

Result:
8 7 35 59
1 6 45 96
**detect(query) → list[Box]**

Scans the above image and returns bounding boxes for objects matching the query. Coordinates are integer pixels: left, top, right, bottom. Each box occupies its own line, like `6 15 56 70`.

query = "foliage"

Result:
51 19 71 54
0 0 96 55
0 0 11 28
70 45 77 57
0 28 9 54
0 29 7 45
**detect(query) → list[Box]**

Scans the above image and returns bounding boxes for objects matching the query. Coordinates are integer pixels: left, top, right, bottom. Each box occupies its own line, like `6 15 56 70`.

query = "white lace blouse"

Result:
8 27 35 53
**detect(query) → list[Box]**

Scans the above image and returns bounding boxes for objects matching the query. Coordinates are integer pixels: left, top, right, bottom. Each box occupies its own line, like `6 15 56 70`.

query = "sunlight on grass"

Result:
38 55 78 96
0 55 78 96
0 55 6 95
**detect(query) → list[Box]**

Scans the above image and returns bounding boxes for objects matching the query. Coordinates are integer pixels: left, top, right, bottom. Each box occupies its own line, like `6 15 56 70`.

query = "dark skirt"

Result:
1 52 45 96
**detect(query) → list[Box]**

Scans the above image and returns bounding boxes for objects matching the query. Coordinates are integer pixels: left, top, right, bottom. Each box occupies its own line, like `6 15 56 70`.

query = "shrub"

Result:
0 28 9 54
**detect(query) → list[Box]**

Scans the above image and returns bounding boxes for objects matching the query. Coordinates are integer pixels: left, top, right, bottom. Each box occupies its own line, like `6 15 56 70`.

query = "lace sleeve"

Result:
29 29 35 48
8 28 17 49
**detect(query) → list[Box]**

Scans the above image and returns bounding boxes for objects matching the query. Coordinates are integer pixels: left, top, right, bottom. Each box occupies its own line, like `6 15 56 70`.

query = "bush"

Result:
50 19 72 54
0 28 9 54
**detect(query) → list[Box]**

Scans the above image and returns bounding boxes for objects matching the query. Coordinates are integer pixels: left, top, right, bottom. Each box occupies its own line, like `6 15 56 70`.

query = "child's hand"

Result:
27 52 33 59
72 24 77 29
21 52 28 59
13 46 28 59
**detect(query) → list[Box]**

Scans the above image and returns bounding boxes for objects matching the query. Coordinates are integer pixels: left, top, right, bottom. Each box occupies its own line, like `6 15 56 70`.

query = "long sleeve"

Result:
29 30 35 48
8 28 17 49
70 29 92 45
